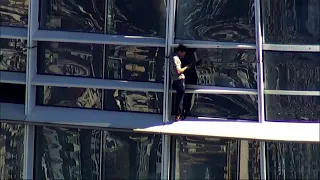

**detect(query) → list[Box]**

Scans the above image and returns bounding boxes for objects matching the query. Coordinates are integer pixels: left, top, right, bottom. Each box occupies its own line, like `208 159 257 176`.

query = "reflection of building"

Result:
0 39 27 71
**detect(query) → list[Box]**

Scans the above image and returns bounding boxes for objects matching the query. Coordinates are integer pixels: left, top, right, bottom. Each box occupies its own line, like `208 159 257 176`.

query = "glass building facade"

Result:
0 0 319 179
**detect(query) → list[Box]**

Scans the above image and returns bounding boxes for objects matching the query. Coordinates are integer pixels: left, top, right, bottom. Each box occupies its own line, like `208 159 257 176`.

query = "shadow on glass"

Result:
0 0 28 27
0 83 25 104
0 38 27 72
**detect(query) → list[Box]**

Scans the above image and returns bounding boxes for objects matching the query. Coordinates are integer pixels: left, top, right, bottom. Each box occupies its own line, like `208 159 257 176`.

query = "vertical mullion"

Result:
23 124 35 179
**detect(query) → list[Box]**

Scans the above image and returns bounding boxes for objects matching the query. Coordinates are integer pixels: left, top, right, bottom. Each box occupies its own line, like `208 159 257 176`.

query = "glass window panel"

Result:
175 0 255 42
266 95 320 121
107 0 166 37
36 86 102 109
0 0 28 27
105 45 165 82
102 131 162 179
264 51 320 91
262 0 320 44
104 90 163 114
184 48 256 88
0 123 24 180
34 126 101 180
173 136 260 180
0 38 27 72
171 93 258 120
266 142 320 179
37 42 103 78
39 0 105 33
0 83 25 104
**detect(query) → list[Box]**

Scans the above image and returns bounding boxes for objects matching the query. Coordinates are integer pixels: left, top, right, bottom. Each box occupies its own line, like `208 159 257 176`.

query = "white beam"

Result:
0 103 26 121
263 44 320 52
169 85 258 95
173 40 256 49
0 71 26 84
0 27 28 39
265 90 320 96
23 124 35 180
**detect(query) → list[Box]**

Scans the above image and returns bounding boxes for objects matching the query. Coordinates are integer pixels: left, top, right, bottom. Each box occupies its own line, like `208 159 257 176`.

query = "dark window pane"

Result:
264 51 320 91
105 45 165 82
0 0 28 27
102 131 162 179
36 86 102 109
175 0 255 42
0 38 27 72
267 142 320 179
266 95 320 121
0 83 25 104
262 0 320 44
34 126 101 180
185 49 256 88
37 42 103 78
0 123 24 180
39 0 105 33
104 90 163 114
173 137 260 179
107 0 166 37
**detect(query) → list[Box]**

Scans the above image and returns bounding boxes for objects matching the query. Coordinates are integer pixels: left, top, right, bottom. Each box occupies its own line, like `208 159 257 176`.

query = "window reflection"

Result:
266 95 320 121
262 0 320 44
0 83 25 104
264 51 320 91
104 90 163 114
0 38 27 72
34 126 101 180
102 131 162 179
0 123 24 180
40 0 105 33
173 136 260 180
107 0 166 37
36 86 102 109
105 45 165 82
0 0 28 27
266 142 320 179
37 42 103 78
175 0 255 42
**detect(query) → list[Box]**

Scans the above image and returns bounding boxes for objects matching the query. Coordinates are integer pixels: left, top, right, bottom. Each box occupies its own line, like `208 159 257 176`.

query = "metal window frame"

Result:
0 27 28 39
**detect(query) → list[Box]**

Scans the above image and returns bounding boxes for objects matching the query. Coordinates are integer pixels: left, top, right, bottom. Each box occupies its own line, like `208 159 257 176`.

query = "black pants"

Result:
172 79 185 117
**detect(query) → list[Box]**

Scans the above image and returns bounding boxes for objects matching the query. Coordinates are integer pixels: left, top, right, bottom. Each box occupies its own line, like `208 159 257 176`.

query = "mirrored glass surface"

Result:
264 51 320 91
107 0 166 37
39 0 105 33
36 86 102 109
266 95 320 121
105 45 165 82
0 38 27 72
102 131 162 179
266 142 320 179
175 0 255 42
173 136 260 180
104 90 163 114
262 0 320 44
0 83 25 104
37 42 103 78
34 126 101 180
0 123 24 180
0 0 28 27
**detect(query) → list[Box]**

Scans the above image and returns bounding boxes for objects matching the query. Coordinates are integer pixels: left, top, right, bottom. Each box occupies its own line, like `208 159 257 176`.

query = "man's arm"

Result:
174 56 192 74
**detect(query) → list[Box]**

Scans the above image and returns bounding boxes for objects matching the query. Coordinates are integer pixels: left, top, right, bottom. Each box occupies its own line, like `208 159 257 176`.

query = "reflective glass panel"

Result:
0 0 28 27
39 0 105 33
173 136 260 180
0 38 27 72
102 131 162 179
175 0 255 42
105 45 165 82
0 123 24 180
37 42 103 78
266 95 320 121
34 126 101 180
264 51 320 91
262 0 320 44
36 86 102 109
266 142 320 179
107 0 166 37
104 90 163 114
0 83 25 104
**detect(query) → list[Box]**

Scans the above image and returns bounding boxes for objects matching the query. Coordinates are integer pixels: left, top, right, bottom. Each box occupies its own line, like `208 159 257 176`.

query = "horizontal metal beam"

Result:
0 103 26 121
135 119 320 142
173 39 256 49
0 27 28 39
33 30 166 47
265 90 320 96
170 85 257 95
0 71 26 84
263 44 320 52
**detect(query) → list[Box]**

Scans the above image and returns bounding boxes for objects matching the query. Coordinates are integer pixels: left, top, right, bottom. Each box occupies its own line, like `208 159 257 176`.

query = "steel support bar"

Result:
173 39 256 49
23 124 35 179
263 44 320 52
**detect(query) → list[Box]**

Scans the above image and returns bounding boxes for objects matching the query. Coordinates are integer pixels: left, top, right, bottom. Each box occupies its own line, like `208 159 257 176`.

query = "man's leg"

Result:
174 79 185 120
182 93 193 119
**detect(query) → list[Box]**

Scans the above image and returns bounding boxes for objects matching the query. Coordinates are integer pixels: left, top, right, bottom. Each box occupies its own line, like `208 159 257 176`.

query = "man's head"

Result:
176 44 187 58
